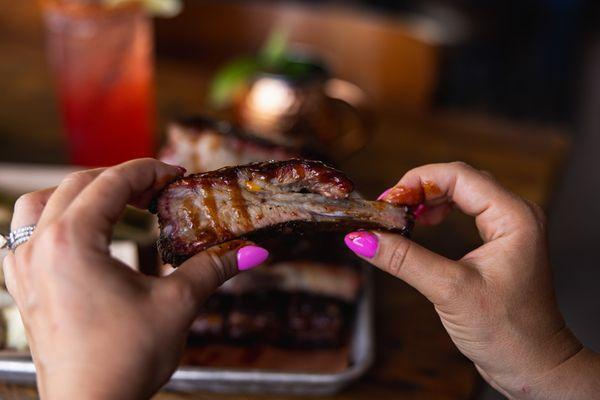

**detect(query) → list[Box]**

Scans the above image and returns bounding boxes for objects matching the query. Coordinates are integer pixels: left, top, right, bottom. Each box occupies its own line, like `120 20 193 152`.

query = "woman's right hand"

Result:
2 159 268 399
344 162 600 399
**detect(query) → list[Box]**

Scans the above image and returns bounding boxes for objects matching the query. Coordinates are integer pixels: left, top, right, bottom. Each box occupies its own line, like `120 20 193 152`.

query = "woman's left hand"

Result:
2 159 266 399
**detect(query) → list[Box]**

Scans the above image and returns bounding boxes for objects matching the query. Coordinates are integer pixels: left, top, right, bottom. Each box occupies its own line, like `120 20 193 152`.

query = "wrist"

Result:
39 363 147 400
522 347 600 400
42 376 123 400
482 325 584 399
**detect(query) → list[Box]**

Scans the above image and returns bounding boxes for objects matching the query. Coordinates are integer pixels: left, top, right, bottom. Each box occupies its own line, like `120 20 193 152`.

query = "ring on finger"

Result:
0 224 36 252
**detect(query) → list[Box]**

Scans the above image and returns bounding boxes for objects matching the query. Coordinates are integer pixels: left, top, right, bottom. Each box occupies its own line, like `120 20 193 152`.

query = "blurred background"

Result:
1 1 600 399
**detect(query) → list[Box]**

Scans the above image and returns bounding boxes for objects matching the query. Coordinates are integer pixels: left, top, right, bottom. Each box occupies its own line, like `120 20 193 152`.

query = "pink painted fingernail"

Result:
344 231 378 258
377 188 392 201
237 245 269 271
413 203 428 218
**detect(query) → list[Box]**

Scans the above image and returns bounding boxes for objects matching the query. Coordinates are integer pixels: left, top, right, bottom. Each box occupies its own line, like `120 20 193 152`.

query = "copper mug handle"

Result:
323 78 374 160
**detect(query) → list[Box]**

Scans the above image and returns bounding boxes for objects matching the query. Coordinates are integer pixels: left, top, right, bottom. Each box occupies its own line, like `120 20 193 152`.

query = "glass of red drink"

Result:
42 0 155 167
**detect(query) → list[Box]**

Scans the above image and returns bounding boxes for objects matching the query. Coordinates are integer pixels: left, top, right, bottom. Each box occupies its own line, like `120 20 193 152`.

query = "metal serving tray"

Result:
0 268 374 395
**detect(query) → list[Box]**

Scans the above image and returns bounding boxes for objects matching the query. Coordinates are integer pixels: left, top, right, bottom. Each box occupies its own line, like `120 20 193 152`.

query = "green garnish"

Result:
209 29 319 109
208 57 260 110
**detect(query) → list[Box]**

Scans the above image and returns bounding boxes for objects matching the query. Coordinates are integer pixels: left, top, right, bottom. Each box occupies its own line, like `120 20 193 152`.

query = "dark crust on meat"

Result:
149 159 351 213
154 159 413 266
159 216 413 266
165 159 354 199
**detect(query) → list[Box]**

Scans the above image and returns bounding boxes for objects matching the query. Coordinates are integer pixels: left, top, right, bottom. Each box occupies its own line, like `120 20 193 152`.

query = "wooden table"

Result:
0 35 569 400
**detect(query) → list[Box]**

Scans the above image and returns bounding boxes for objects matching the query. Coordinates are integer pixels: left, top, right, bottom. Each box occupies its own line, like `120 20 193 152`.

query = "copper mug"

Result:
233 60 372 159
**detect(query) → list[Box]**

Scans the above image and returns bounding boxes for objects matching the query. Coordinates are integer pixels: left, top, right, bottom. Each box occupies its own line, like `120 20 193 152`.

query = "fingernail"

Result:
237 245 269 271
413 203 428 218
177 166 187 175
344 231 378 258
377 188 392 201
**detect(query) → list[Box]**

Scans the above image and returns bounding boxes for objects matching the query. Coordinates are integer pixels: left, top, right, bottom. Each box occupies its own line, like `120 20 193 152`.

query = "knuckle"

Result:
14 192 39 211
62 170 96 187
479 169 493 178
515 200 547 234
50 217 75 239
479 169 499 184
138 157 158 164
99 168 124 184
14 193 31 209
42 219 75 255
449 161 473 171
206 252 231 287
384 239 412 278
124 158 157 171
164 278 196 305
97 169 129 196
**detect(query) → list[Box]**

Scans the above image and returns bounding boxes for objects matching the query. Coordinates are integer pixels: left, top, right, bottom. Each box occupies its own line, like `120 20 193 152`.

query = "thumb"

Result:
163 241 269 309
344 231 471 305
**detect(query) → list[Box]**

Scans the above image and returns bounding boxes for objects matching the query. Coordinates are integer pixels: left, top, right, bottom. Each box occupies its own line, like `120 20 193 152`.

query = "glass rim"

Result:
41 0 144 19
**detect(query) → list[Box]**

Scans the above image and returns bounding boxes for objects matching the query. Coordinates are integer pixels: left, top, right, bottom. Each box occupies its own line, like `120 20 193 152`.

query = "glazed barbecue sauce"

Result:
244 159 354 199
192 168 255 247
224 174 252 230
177 160 361 250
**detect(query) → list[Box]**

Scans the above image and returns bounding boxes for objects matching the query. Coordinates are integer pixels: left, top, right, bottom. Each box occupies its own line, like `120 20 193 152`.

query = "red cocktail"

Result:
43 0 155 167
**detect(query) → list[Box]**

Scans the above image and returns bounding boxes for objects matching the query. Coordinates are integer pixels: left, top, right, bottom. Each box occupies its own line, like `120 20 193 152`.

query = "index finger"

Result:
380 162 536 242
63 158 184 247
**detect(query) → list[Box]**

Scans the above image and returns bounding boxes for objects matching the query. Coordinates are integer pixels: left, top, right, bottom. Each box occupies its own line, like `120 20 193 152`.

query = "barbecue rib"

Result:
220 260 362 302
159 116 304 173
154 159 413 265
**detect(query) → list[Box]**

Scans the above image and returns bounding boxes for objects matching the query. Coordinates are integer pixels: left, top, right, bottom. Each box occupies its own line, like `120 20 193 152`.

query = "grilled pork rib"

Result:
159 116 303 173
155 159 413 265
220 260 362 302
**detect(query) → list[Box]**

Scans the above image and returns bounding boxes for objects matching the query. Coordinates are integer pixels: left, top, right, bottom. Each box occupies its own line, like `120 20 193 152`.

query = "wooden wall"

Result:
0 0 446 115
155 0 446 115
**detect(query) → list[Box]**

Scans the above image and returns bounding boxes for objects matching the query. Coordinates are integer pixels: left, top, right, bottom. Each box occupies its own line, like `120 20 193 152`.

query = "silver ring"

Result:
0 225 36 252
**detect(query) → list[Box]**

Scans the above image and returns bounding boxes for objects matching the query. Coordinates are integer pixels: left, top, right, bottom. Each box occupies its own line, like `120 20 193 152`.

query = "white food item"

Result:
0 290 13 309
109 241 139 271
3 305 27 351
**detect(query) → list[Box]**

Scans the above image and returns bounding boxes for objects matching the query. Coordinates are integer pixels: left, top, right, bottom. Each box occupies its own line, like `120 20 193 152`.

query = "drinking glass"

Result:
42 0 155 166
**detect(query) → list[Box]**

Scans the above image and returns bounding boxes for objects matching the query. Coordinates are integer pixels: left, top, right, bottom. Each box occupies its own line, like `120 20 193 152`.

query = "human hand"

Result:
344 162 600 399
2 159 268 399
